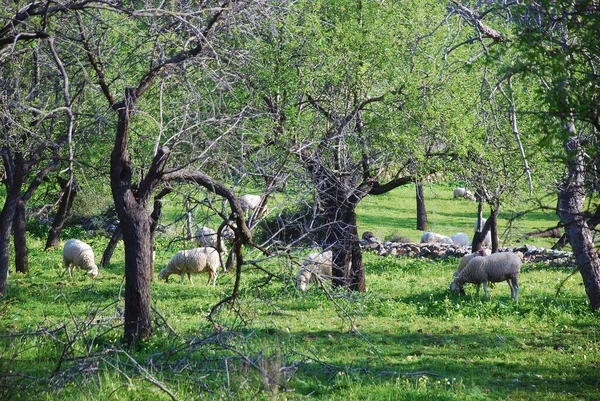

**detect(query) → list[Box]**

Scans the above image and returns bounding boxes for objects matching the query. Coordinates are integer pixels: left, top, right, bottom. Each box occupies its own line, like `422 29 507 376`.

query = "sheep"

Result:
239 194 267 217
63 239 99 279
453 188 476 201
158 247 220 285
474 218 492 247
452 248 492 278
450 232 469 246
295 250 333 291
420 232 454 245
449 252 522 300
196 226 227 252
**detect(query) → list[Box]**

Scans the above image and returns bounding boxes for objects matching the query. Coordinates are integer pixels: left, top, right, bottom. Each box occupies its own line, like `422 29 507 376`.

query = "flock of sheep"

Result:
61 189 522 300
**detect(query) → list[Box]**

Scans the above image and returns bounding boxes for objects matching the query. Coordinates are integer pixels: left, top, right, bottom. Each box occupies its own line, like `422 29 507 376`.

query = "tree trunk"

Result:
472 201 486 252
101 224 123 267
415 181 428 231
45 177 77 250
0 194 17 294
121 210 154 343
557 135 600 310
320 185 365 292
0 151 25 294
13 198 28 274
323 207 365 292
110 89 156 343
489 206 499 253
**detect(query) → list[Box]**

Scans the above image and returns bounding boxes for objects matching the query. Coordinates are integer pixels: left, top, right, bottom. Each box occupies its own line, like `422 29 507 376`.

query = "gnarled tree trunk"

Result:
557 135 600 310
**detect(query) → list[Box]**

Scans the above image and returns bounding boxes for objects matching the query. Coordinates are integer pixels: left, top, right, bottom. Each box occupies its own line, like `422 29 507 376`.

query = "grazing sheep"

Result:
63 239 98 279
196 226 227 252
420 232 454 245
158 247 220 285
453 188 476 201
295 250 333 291
450 232 469 246
449 252 522 300
240 194 266 217
473 217 493 247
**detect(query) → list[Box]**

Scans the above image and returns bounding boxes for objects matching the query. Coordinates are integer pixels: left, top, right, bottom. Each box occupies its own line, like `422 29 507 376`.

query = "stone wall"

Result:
360 238 575 268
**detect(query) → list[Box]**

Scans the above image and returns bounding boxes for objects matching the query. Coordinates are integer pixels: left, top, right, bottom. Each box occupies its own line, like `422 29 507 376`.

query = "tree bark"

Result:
45 176 77 250
13 198 28 274
557 135 600 310
111 88 164 343
0 194 17 294
101 224 123 267
489 206 499 253
0 151 25 294
415 181 428 231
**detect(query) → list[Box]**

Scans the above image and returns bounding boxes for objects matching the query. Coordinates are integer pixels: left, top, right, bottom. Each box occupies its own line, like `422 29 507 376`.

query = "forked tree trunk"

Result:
45 177 77 250
557 135 600 310
111 89 163 343
13 198 28 274
415 181 428 231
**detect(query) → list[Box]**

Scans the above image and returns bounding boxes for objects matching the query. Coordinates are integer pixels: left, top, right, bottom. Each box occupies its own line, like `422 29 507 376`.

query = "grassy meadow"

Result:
1 184 599 401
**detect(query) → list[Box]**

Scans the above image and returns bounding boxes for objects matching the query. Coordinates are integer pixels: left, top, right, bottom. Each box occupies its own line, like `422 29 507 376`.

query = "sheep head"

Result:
449 280 465 295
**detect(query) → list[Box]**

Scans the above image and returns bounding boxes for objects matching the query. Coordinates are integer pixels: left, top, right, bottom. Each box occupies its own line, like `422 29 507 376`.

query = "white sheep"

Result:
158 247 220 285
295 250 333 291
449 252 522 300
453 188 476 201
420 232 454 245
450 232 469 246
474 218 492 247
240 194 267 217
63 239 98 279
196 226 227 252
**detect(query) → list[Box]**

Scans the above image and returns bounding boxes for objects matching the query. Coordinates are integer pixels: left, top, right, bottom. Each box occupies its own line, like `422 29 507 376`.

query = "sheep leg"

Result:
63 258 72 277
482 282 490 298
475 283 481 295
180 274 186 284
508 278 519 301
188 273 194 285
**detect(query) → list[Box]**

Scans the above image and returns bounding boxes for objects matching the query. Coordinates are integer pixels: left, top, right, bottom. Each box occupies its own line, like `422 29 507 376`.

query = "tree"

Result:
71 1 270 341
237 0 467 291
0 27 76 290
447 0 600 309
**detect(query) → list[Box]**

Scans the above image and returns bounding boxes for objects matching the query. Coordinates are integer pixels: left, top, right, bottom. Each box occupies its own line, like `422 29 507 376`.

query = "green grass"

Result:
0 185 595 400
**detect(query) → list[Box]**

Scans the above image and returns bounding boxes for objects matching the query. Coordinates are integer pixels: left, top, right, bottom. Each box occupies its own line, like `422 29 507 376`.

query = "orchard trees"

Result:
448 1 600 309
238 0 472 291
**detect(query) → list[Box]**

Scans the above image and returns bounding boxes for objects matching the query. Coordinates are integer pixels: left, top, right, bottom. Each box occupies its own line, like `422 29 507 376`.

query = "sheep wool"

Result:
196 226 227 253
453 188 476 201
450 232 469 247
453 248 492 278
420 232 454 245
63 239 98 279
296 250 333 291
450 252 521 300
158 247 220 285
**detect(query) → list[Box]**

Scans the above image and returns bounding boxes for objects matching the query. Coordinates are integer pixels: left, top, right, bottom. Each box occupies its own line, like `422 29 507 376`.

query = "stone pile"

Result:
360 238 575 268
